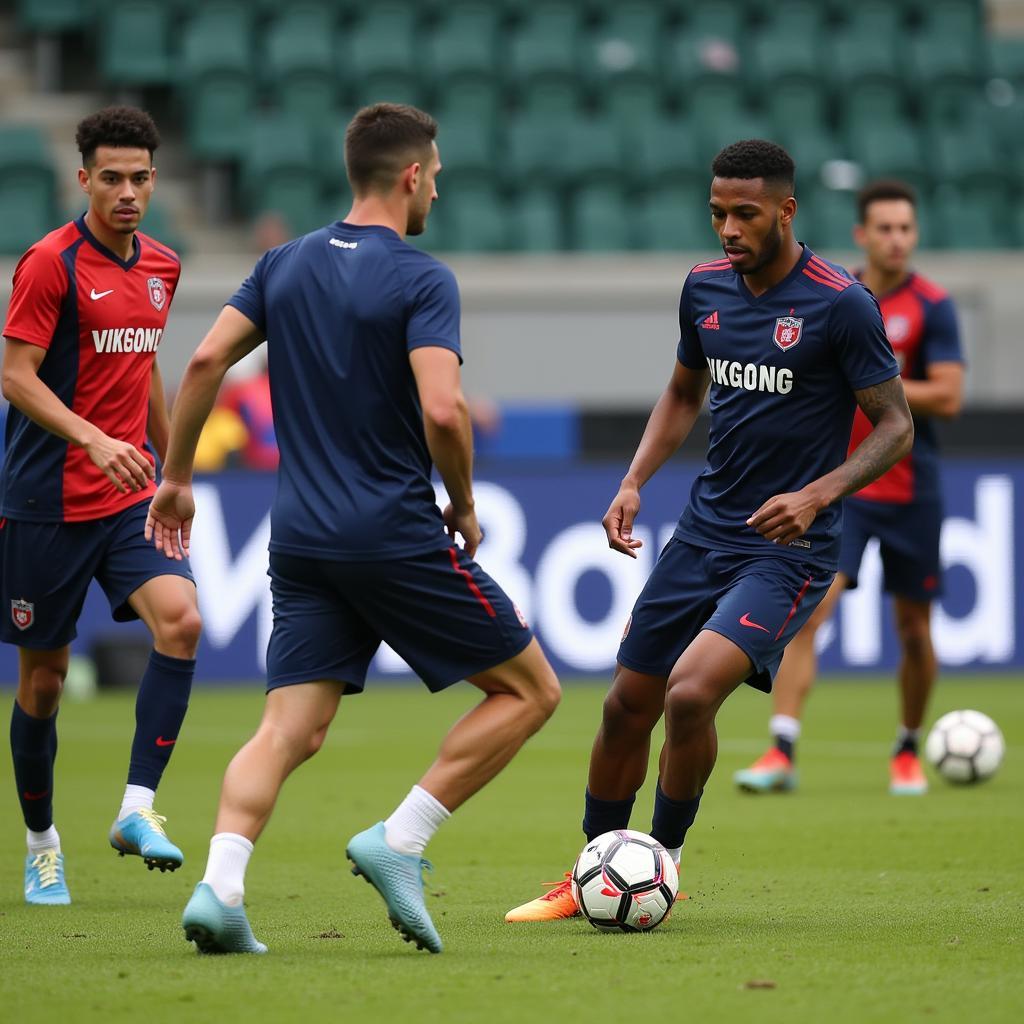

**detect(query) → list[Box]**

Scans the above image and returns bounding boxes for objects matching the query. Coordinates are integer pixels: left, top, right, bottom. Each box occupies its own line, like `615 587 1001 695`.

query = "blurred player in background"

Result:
147 103 560 955
735 180 964 797
1 107 200 905
507 141 914 923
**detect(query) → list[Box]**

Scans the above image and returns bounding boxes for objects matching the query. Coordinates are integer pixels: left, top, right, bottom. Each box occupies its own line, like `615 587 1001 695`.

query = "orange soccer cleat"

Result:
504 872 579 922
890 750 928 795
733 746 797 793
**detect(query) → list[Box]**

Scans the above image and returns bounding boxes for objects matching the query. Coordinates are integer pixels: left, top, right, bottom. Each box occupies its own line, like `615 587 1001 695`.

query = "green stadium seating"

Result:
508 2 583 85
628 116 704 189
17 0 88 32
350 72 422 110
802 187 858 252
518 74 583 118
504 111 575 185
265 9 338 127
696 110 770 165
781 131 847 186
842 79 909 133
637 185 715 251
507 187 564 251
243 117 322 238
346 3 419 83
0 125 58 255
434 74 502 123
765 80 828 140
840 0 905 38
97 1 172 86
931 123 1006 187
687 0 744 42
989 37 1024 87
763 0 828 35
569 184 631 251
849 122 931 192
584 3 662 88
827 33 901 90
427 1 500 82
930 185 1009 249
562 117 626 187
139 199 187 257
436 115 497 181
604 79 666 133
438 180 508 252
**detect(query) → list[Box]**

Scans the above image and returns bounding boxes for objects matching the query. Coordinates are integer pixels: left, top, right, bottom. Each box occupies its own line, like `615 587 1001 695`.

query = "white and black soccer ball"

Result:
925 710 1005 784
571 829 678 932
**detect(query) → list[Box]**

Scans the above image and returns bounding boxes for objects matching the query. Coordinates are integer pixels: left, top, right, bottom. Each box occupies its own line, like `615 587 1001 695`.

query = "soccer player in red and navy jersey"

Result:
735 180 964 797
1 107 201 904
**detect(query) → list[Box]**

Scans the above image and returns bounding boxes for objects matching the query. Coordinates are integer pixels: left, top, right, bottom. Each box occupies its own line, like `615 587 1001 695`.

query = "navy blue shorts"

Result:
839 496 943 602
0 499 195 649
618 539 834 693
265 546 533 694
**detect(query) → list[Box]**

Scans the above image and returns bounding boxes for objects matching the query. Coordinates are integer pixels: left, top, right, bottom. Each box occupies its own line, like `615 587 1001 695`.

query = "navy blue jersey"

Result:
227 222 461 560
674 245 900 570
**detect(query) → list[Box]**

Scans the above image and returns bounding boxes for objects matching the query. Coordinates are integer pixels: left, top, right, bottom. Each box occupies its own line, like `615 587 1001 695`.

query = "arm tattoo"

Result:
831 377 914 499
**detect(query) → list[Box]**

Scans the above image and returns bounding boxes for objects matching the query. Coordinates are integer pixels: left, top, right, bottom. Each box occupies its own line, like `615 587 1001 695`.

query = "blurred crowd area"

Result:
2 0 1024 255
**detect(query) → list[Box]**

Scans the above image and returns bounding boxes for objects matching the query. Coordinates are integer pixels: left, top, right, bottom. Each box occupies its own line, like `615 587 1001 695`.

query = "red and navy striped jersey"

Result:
1 215 179 522
674 244 899 570
847 272 963 504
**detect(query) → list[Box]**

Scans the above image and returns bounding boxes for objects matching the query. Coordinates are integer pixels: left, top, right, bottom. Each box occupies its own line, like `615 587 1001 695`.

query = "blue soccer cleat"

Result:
109 809 183 872
734 747 798 793
346 822 443 954
24 849 71 905
182 882 267 955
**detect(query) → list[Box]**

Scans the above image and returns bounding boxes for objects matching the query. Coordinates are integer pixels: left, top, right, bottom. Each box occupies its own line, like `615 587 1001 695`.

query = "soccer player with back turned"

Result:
146 103 561 955
735 179 964 797
1 107 200 905
507 141 914 923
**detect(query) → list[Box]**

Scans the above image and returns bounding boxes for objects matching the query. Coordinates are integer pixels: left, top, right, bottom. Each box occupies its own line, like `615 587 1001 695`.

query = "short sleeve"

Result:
922 296 964 366
2 245 68 350
406 260 461 362
829 284 900 390
676 275 704 369
225 253 268 332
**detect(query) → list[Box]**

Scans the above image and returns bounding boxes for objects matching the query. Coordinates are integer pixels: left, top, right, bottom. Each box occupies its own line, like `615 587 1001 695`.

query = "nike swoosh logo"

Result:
23 789 51 800
155 736 176 747
90 288 114 300
739 613 770 633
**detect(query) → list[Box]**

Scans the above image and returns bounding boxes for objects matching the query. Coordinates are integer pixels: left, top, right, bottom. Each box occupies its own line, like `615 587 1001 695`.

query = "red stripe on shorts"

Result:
448 547 496 618
774 576 814 641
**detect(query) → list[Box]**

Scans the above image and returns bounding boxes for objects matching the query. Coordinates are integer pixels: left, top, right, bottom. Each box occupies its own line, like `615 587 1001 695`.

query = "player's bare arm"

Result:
409 346 482 557
147 360 171 464
748 376 914 545
604 361 709 558
146 306 264 559
1 335 154 493
901 360 964 419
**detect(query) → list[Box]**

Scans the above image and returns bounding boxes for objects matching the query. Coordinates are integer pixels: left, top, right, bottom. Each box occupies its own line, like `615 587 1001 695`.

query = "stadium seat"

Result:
517 73 584 118
350 72 422 110
637 185 715 251
562 117 627 188
17 0 88 32
629 116 704 190
687 0 744 43
839 0 905 39
764 80 829 140
802 187 858 252
243 117 322 238
931 123 1006 188
780 131 847 189
265 8 338 128
139 198 187 257
583 2 662 89
435 115 497 181
568 184 631 251
346 3 419 84
434 74 502 123
988 37 1024 89
930 186 1010 249
0 125 57 255
97 1 172 86
695 109 769 166
504 110 577 186
438 179 508 252
761 0 828 36
507 1 583 86
507 187 565 251
427 1 500 83
849 122 931 192
604 78 666 135
827 33 901 90
842 79 910 134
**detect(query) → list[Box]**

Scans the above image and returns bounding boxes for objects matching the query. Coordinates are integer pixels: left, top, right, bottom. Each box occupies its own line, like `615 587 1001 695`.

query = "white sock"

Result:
770 714 801 743
384 785 451 857
897 725 919 743
27 825 60 855
664 845 682 867
118 784 155 821
202 833 253 907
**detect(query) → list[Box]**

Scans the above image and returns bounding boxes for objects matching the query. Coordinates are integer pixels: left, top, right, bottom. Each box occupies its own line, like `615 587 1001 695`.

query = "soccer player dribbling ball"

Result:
146 103 561 955
1 107 200 905
506 140 915 924
735 179 964 798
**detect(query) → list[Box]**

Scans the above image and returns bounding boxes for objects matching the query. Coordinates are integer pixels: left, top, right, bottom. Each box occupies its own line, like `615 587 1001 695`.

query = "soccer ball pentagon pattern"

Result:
571 829 678 932
925 710 1005 784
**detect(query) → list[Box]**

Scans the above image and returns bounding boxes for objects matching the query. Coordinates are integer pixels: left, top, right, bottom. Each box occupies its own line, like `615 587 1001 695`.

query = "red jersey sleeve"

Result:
2 244 69 350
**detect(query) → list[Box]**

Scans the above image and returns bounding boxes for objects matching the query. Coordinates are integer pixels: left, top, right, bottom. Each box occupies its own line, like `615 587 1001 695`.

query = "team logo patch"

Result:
773 316 804 351
147 277 166 311
885 314 910 343
11 599 33 631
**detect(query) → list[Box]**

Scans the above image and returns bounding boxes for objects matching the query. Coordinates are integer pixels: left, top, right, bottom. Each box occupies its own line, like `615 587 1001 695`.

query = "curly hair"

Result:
711 139 794 190
857 179 916 223
75 106 160 166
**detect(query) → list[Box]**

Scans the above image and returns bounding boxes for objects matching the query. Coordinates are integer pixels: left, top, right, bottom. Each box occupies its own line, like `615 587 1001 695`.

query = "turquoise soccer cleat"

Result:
182 882 268 955
346 822 442 954
734 747 798 793
109 808 184 871
24 849 71 905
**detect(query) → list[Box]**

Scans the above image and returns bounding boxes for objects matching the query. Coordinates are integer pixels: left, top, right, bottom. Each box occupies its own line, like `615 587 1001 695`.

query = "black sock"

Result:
127 651 195 789
650 782 702 851
10 702 58 832
894 732 919 756
582 789 635 842
774 735 795 761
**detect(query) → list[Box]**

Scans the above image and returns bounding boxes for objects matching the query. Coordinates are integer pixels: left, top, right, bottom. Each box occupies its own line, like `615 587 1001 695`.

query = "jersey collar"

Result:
734 243 814 307
75 213 141 271
333 221 401 240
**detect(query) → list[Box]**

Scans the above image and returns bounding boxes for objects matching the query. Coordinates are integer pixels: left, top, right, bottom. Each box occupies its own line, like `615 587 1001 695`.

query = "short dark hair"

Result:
344 103 438 194
75 106 160 167
711 139 795 191
857 179 917 223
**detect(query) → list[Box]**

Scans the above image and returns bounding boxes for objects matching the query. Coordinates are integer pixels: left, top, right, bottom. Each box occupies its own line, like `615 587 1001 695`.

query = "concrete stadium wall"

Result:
2 251 1023 407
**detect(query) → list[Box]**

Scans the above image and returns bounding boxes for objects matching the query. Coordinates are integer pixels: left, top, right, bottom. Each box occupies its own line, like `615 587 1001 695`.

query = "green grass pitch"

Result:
1 675 1021 1024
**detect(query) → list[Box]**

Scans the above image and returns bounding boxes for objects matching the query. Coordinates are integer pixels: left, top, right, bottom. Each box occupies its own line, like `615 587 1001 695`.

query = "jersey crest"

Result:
11 598 33 631
773 316 803 351
147 276 167 311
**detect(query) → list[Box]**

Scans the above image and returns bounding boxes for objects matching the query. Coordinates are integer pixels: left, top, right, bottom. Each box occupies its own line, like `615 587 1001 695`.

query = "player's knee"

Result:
602 685 654 736
154 604 203 658
532 665 561 722
897 616 932 661
27 664 65 707
664 676 717 729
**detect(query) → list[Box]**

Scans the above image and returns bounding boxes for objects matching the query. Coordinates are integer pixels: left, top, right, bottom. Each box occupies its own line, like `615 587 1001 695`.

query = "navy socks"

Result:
582 789 636 841
650 782 702 851
10 702 58 832
127 651 195 789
